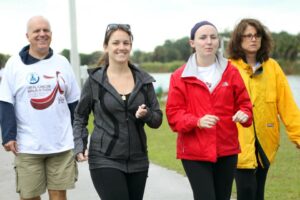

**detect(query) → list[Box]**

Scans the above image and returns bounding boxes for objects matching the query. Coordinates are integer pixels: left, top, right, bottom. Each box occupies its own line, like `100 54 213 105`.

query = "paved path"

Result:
0 146 194 200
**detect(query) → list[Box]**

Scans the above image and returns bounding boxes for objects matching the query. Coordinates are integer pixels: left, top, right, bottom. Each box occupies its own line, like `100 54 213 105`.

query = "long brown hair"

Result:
227 18 273 62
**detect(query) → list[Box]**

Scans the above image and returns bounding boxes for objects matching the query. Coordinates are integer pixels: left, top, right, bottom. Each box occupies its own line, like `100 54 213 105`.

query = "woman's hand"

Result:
197 115 219 128
76 149 89 162
135 104 147 119
232 110 249 123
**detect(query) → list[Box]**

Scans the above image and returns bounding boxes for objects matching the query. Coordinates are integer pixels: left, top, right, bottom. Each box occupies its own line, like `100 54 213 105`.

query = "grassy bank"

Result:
146 104 300 199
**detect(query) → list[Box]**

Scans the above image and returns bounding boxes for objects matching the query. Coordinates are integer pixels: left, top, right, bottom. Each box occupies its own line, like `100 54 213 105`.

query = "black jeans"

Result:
90 168 148 200
235 164 269 200
182 155 237 200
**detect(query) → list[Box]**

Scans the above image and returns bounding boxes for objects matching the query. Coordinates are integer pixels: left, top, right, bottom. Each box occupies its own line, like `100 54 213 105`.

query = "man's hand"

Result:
3 140 18 155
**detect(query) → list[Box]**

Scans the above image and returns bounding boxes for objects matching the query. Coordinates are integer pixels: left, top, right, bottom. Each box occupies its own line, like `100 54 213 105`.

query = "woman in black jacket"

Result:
73 24 163 200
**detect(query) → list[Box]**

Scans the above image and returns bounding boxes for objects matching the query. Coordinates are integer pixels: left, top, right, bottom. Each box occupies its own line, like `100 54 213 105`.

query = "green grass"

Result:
263 125 300 199
146 112 185 174
88 105 300 199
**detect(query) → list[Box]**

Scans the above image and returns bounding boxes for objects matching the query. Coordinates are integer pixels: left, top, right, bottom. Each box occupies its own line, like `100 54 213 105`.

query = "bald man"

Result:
0 16 80 200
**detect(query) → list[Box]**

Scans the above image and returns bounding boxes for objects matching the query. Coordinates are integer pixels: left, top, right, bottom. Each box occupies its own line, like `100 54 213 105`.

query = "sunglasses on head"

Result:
106 24 131 33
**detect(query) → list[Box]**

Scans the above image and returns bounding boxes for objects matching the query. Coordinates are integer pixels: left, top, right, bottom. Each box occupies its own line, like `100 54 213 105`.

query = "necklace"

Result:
121 94 126 101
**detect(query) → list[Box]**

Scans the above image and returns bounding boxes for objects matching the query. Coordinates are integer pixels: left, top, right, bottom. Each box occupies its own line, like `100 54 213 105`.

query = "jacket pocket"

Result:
90 130 115 156
14 166 20 193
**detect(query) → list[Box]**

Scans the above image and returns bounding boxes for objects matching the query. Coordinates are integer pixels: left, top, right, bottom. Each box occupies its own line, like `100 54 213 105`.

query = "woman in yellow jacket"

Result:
227 18 300 200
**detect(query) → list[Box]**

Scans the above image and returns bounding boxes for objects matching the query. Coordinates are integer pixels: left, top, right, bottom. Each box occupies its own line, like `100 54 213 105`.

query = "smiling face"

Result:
189 25 219 60
104 29 132 65
26 16 52 58
241 25 262 56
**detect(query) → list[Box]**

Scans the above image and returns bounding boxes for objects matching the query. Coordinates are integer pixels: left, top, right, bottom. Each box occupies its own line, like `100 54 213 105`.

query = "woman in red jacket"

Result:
166 21 253 200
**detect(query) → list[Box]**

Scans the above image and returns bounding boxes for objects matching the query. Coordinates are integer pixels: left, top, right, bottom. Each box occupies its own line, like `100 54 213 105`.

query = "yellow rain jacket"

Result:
230 58 300 169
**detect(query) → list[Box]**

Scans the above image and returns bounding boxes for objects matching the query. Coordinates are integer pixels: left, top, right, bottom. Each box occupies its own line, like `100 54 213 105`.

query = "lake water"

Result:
151 73 300 107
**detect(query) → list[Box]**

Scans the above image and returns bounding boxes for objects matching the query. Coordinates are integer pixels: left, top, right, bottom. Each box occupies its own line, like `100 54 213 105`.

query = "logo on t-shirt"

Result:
29 71 65 110
27 72 40 84
205 82 212 88
222 81 229 87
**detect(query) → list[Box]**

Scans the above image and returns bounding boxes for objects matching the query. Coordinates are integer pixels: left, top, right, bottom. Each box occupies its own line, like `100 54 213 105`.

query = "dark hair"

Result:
97 24 133 66
227 18 273 62
190 21 217 40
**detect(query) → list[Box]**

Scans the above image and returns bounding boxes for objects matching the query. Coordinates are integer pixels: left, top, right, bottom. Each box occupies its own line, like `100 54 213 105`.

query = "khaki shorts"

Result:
15 150 78 199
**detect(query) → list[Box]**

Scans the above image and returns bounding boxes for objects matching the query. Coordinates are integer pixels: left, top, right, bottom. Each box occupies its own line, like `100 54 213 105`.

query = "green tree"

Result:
80 51 102 66
173 37 191 61
272 32 300 61
153 46 167 62
152 37 191 62
60 49 70 61
0 53 10 68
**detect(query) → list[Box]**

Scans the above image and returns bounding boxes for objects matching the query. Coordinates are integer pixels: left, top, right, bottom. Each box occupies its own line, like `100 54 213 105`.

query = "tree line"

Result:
1 31 299 74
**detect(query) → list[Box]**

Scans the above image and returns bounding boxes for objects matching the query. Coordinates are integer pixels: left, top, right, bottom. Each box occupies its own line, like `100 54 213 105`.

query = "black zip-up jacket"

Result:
73 64 162 162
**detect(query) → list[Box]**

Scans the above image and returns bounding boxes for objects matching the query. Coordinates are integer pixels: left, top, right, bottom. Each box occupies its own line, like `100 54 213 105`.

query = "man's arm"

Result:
0 101 17 154
68 100 78 126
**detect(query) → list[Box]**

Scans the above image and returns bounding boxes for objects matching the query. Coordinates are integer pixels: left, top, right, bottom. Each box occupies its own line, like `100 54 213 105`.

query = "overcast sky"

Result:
0 0 299 55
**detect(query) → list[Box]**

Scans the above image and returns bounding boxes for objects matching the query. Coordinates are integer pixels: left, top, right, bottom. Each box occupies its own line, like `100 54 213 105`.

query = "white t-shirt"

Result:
196 63 220 92
252 62 261 73
0 54 80 154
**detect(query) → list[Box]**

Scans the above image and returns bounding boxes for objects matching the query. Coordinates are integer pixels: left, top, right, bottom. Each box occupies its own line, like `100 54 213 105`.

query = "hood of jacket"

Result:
182 51 228 78
19 45 53 65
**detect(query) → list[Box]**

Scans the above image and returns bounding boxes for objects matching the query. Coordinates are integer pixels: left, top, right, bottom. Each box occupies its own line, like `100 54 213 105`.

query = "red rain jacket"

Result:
166 62 252 162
